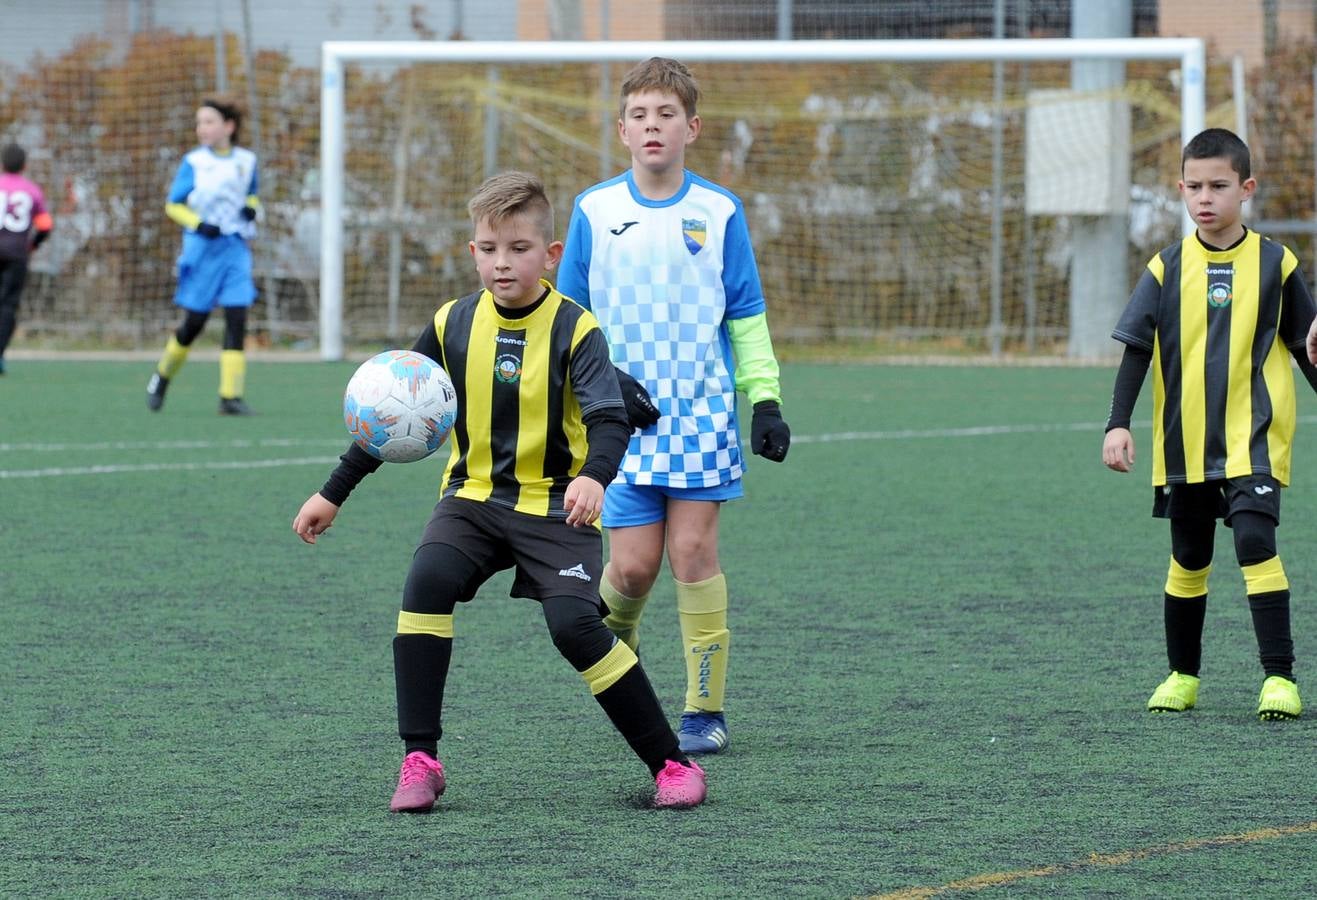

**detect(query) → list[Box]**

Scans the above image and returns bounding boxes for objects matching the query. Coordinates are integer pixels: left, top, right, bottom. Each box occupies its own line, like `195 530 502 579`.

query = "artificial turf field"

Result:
2 358 1314 898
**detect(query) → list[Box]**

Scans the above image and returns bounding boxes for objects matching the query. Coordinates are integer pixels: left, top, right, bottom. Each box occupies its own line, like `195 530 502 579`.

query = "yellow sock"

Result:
677 573 729 713
219 349 246 399
157 336 189 379
600 566 648 652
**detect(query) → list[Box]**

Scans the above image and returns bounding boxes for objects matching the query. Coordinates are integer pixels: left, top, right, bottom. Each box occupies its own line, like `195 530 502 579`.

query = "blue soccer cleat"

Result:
678 711 728 754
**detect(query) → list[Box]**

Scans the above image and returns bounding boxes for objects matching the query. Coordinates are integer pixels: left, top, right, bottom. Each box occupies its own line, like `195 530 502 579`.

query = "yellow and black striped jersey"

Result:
1113 230 1316 486
412 279 626 517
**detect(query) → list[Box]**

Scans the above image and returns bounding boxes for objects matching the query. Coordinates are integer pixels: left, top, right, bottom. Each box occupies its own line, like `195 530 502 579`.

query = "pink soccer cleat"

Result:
654 759 707 809
389 751 446 813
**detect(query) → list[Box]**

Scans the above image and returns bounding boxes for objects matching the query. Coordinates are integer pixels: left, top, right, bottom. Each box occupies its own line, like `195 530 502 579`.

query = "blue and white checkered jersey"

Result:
168 146 258 239
558 170 767 489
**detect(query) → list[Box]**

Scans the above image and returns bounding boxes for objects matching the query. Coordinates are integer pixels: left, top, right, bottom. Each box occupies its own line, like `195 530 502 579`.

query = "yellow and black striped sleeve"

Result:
1112 256 1165 351
568 326 629 486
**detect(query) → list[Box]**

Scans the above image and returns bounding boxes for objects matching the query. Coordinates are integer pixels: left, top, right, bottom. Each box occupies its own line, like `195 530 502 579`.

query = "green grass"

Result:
2 359 1315 898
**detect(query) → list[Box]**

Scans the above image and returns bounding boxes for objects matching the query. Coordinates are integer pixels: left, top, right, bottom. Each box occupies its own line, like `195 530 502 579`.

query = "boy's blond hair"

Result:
467 171 554 243
618 57 700 119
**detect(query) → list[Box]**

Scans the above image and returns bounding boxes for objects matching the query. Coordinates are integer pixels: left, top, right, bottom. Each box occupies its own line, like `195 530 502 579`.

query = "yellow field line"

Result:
870 821 1317 900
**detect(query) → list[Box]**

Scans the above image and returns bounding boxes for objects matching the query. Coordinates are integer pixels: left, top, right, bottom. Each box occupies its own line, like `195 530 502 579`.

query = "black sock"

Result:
394 633 453 755
1164 593 1207 676
1248 590 1295 680
594 666 683 776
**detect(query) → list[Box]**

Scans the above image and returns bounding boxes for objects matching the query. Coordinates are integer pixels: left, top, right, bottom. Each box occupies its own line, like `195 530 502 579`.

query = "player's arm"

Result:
28 189 52 249
293 443 383 544
163 158 219 236
722 200 790 462
568 328 630 485
241 162 260 222
1275 254 1317 378
555 201 593 310
563 326 629 526
1104 261 1163 473
1103 345 1150 473
727 313 790 462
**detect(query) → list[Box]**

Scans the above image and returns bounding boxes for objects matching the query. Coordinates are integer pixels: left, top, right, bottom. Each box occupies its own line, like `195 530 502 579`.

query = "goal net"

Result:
320 38 1207 359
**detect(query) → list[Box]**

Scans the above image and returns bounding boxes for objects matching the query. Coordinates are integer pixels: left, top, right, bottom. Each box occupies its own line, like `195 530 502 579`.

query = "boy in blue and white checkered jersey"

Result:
557 57 791 755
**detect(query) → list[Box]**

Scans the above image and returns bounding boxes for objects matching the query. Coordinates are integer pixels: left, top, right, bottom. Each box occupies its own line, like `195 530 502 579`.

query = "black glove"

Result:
750 400 790 462
615 368 660 429
195 222 222 238
240 206 257 222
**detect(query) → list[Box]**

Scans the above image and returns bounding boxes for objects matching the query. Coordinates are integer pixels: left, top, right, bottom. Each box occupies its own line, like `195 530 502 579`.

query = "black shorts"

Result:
1152 474 1281 525
417 497 603 602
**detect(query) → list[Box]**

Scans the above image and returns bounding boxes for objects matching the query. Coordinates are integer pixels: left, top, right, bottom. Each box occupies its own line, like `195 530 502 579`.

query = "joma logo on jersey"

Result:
682 218 706 255
1208 281 1232 308
495 353 522 384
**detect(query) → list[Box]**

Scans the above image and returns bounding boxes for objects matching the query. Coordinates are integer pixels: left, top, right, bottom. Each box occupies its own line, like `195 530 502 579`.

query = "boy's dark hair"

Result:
619 57 700 119
201 94 244 144
467 171 554 243
1 143 25 173
1182 128 1250 180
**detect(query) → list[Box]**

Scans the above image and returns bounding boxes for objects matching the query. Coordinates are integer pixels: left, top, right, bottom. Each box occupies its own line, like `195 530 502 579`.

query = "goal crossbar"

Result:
320 38 1206 360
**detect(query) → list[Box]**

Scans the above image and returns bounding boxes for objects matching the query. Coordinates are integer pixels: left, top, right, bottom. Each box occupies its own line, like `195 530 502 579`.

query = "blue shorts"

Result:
174 233 256 312
602 479 743 528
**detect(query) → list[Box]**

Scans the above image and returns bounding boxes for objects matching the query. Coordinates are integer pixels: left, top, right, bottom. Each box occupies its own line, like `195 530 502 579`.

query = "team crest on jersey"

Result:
1207 282 1232 308
682 218 707 255
495 354 522 384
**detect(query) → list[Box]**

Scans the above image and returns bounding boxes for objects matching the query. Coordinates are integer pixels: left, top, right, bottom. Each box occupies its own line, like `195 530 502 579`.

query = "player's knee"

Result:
542 595 613 670
1231 512 1277 566
176 310 208 345
402 542 476 615
607 557 660 597
1165 557 1211 598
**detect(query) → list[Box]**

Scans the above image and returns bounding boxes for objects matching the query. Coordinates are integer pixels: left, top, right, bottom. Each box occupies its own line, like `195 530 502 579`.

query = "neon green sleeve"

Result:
165 202 201 230
726 312 782 406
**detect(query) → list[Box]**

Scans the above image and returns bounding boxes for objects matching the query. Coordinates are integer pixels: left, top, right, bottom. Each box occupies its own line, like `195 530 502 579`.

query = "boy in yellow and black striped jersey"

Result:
292 172 706 811
1103 128 1316 721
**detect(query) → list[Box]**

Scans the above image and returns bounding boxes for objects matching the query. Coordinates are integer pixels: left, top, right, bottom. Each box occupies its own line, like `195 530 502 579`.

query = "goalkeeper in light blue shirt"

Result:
557 57 791 756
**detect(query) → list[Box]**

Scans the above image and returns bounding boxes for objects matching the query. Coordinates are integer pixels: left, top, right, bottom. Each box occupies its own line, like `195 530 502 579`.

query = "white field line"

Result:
0 457 345 479
0 437 347 452
6 416 1317 479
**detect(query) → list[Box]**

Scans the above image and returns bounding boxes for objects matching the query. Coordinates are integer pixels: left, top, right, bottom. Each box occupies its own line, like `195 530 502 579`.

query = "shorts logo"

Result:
682 218 706 255
1254 484 1274 496
1208 282 1232 308
495 353 522 384
557 563 591 582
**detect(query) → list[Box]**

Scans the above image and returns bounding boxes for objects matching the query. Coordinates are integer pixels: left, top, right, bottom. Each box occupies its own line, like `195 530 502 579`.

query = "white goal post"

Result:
319 38 1206 361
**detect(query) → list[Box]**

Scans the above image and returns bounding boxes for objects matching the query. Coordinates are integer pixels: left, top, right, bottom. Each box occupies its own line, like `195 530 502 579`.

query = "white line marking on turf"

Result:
7 415 1317 478
791 422 1102 443
793 413 1317 444
0 437 346 452
0 457 344 479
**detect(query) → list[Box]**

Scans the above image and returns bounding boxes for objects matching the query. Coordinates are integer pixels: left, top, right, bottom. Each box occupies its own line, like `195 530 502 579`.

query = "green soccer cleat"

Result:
1257 676 1302 721
1147 671 1199 713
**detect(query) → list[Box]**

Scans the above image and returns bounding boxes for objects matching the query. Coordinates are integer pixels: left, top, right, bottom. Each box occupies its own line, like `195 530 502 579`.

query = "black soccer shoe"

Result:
146 372 169 411
218 397 254 416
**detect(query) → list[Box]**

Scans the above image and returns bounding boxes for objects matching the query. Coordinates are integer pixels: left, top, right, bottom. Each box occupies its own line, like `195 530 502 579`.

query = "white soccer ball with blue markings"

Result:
343 350 458 463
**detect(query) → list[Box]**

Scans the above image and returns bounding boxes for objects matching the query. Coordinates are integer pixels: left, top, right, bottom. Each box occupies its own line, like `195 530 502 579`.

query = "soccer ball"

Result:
343 350 458 463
